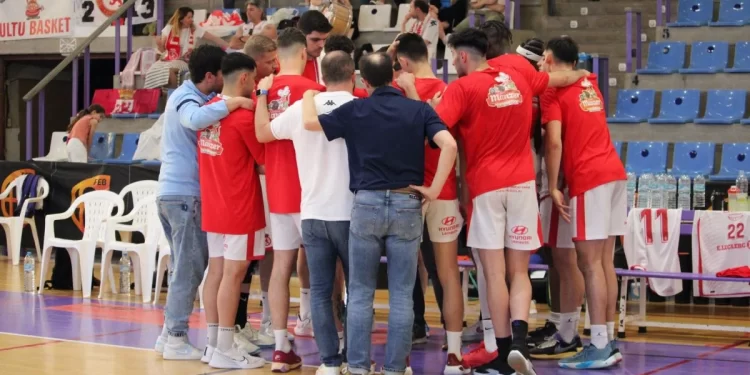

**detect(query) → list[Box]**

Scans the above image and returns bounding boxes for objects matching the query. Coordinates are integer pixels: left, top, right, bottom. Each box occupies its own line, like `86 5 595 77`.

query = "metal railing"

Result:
625 8 643 73
656 0 673 27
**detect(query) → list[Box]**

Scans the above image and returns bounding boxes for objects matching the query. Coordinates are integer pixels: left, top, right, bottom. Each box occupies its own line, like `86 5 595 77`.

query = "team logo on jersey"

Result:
486 72 522 108
578 79 603 113
439 215 461 236
512 225 529 235
269 86 291 120
198 123 224 156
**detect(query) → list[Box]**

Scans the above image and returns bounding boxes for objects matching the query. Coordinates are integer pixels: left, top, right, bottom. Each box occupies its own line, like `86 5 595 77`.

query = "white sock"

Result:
559 312 579 344
446 331 462 357
207 323 219 347
300 288 311 318
275 329 292 352
338 330 345 353
218 326 234 352
482 319 497 353
549 312 561 328
576 306 582 315
607 321 615 341
590 325 608 349
261 291 271 323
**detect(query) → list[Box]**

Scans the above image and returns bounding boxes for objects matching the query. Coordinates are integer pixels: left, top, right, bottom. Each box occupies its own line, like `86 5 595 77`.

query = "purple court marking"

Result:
0 290 749 374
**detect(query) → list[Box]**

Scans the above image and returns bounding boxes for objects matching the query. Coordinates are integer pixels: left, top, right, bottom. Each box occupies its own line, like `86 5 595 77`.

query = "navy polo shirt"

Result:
319 86 447 192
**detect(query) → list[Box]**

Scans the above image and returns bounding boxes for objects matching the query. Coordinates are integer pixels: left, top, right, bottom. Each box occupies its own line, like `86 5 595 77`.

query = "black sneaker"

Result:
530 333 583 359
412 323 427 345
527 321 557 348
472 354 515 375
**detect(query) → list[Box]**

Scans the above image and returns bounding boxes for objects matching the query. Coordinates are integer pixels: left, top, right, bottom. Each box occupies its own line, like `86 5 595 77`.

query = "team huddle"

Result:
152 9 626 375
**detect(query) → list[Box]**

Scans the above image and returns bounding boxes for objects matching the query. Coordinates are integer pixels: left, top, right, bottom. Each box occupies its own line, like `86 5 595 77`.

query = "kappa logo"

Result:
442 216 457 226
430 19 437 26
512 225 529 235
324 100 335 106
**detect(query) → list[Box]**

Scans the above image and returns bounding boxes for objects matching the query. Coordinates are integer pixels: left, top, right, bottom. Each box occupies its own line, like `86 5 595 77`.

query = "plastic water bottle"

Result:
738 171 748 194
665 174 677 209
637 174 652 208
678 175 692 210
651 174 665 209
626 172 637 208
728 186 739 211
737 171 749 211
119 254 131 294
694 175 706 209
23 251 35 293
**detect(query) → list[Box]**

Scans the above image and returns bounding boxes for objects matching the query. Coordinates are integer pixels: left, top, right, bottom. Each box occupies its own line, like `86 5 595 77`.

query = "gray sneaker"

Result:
609 340 623 362
529 334 582 359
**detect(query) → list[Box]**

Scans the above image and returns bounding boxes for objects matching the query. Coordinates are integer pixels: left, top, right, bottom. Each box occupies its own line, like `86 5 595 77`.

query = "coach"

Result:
302 52 457 375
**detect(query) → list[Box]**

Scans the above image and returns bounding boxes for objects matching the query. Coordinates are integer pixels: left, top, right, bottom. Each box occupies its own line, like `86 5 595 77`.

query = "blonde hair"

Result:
243 34 277 58
167 7 195 33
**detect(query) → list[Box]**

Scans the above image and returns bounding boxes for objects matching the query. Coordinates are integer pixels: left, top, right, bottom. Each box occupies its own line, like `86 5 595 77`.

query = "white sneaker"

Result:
201 345 215 363
238 323 275 348
262 319 294 342
317 364 341 375
154 334 166 353
529 300 538 315
162 338 203 360
208 344 266 369
234 327 261 355
294 314 314 337
461 320 482 342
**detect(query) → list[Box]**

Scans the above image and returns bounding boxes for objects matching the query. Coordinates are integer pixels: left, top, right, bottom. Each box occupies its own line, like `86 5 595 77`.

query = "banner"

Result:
75 0 157 26
0 0 73 41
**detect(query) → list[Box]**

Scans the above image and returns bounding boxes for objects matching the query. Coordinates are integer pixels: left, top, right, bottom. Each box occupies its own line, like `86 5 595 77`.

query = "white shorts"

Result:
423 199 463 243
570 180 627 241
467 180 541 251
269 213 302 250
207 230 266 261
260 176 273 252
540 194 574 249
66 138 88 163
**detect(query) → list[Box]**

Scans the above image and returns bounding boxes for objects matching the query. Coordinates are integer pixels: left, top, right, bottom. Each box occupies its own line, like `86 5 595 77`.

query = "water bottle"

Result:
23 251 35 293
626 172 637 208
738 171 748 194
728 186 739 211
651 174 664 209
737 171 748 211
637 174 652 208
694 175 706 209
119 254 131 295
666 174 677 209
678 175 692 210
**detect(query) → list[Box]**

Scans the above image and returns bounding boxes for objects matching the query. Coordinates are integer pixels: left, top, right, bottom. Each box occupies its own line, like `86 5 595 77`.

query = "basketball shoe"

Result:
209 343 266 369
558 344 618 369
272 349 303 372
237 323 275 348
507 345 537 375
462 342 498 368
527 321 557 348
294 313 314 337
162 336 203 360
529 334 582 359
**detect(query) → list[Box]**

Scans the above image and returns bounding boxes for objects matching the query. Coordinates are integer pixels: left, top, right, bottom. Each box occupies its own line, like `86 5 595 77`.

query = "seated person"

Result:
401 0 441 60
453 0 504 32
229 0 278 49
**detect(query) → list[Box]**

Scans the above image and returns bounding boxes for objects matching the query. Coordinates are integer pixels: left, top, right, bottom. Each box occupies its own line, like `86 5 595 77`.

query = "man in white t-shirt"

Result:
401 0 440 61
229 0 277 49
254 51 355 375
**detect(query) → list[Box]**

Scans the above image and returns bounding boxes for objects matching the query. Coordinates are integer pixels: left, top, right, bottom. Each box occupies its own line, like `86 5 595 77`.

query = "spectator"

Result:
401 0 441 60
453 0 504 32
229 0 277 49
66 104 105 163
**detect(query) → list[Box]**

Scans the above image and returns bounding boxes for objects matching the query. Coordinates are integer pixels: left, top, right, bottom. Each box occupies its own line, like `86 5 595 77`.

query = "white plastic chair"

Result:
152 233 171 304
0 175 48 265
116 180 159 243
99 195 162 303
358 4 392 32
33 132 69 161
38 190 124 298
387 3 412 31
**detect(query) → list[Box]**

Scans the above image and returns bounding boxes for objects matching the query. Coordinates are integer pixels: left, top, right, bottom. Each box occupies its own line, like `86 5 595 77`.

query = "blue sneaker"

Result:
609 340 623 362
558 344 618 369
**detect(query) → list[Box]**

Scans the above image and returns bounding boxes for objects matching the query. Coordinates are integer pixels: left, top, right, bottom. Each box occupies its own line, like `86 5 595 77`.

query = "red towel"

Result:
716 266 750 278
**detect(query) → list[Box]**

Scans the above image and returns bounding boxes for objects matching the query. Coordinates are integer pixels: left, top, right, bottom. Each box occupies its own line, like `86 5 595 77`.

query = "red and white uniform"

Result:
265 75 326 250
302 58 321 84
692 211 750 297
199 95 266 261
625 208 683 297
541 77 627 241
404 14 440 61
436 64 545 251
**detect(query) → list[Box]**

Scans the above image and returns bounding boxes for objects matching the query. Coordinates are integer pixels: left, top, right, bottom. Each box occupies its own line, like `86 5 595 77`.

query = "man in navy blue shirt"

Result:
302 52 457 375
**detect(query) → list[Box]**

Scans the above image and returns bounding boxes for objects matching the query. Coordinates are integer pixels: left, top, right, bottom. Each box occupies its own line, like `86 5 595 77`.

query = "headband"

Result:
516 45 542 62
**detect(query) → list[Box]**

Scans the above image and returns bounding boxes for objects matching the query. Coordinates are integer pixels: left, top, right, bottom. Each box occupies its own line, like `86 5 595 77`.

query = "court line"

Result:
0 329 152 352
638 339 750 375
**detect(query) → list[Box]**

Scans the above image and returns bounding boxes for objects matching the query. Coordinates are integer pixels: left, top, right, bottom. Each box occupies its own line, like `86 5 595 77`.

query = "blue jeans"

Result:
301 219 351 367
158 195 208 337
346 190 422 375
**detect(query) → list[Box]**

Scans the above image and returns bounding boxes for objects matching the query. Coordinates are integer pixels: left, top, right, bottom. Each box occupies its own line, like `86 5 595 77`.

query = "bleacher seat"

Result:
712 143 750 180
388 3 412 31
648 90 701 124
672 142 716 175
679 41 729 73
608 89 656 123
637 42 687 74
625 141 669 174
709 0 750 26
141 160 162 167
89 132 116 161
694 90 747 124
725 41 750 73
668 0 714 27
613 141 623 157
358 5 392 32
104 133 141 164
34 132 69 161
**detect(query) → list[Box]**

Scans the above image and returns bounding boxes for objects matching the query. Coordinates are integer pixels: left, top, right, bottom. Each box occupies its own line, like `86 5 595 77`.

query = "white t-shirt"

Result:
241 20 268 36
161 24 206 55
270 91 356 221
404 15 440 61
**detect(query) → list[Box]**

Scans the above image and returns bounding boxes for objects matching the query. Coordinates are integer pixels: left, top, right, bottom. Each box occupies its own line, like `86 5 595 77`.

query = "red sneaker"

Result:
463 342 498 368
271 349 302 372
444 353 471 374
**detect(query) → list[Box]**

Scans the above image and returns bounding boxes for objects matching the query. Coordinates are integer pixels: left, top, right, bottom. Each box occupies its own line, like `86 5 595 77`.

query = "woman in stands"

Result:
144 7 228 89
66 104 105 163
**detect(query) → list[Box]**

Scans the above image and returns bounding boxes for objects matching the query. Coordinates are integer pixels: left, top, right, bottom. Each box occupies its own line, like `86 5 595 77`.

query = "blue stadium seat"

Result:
648 90 701 124
679 41 729 73
608 90 656 123
141 160 162 167
89 132 116 160
742 117 750 125
104 133 141 164
637 42 687 74
613 141 623 158
111 113 148 119
694 90 747 124
672 142 716 175
625 142 668 174
668 0 714 26
725 41 750 73
711 143 750 180
709 0 750 26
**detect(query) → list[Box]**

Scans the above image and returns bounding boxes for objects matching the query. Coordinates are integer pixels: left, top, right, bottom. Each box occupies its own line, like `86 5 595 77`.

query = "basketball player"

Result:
540 36 626 369
392 33 466 374
299 10 332 84
256 51 356 375
197 53 267 370
255 28 326 372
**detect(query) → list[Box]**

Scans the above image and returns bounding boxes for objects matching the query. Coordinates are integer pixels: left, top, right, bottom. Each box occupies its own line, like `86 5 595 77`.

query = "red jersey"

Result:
302 58 320 84
198 96 266 234
353 88 369 98
435 66 544 199
540 76 626 198
394 78 457 200
489 54 549 97
266 75 326 214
